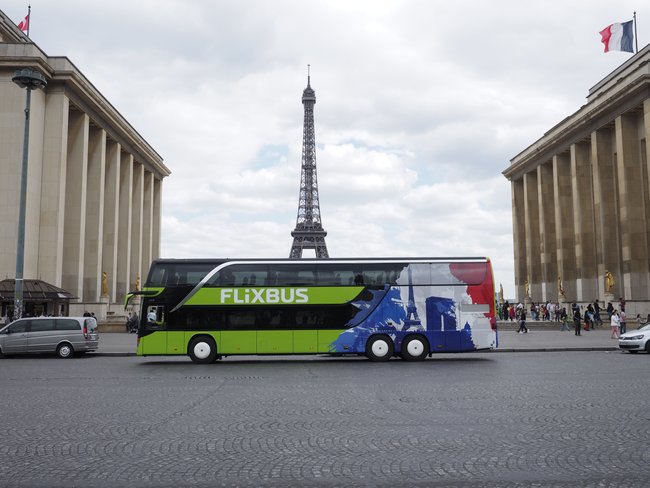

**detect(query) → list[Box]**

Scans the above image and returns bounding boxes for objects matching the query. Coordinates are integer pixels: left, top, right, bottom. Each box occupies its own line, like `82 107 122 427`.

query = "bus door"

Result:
459 303 493 350
141 304 171 354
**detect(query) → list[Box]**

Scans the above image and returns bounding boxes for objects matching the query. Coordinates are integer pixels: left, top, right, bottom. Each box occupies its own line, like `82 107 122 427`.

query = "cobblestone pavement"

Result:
0 352 648 487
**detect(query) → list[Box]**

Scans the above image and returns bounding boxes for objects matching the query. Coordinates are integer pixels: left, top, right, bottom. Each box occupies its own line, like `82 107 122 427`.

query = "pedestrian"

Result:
619 309 626 334
606 302 614 319
517 309 528 333
610 310 620 339
560 308 570 331
509 305 515 321
573 305 581 336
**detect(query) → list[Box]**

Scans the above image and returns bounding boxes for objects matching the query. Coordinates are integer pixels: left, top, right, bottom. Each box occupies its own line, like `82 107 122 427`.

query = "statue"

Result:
135 275 141 291
101 271 109 297
498 283 504 303
523 280 529 298
605 270 615 293
557 275 566 299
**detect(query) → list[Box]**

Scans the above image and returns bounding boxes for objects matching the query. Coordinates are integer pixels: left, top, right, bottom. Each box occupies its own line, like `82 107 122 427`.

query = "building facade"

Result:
503 44 650 315
0 10 170 318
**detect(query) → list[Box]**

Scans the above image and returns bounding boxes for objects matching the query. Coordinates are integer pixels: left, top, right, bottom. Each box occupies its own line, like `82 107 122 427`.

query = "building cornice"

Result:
503 46 650 181
0 42 170 178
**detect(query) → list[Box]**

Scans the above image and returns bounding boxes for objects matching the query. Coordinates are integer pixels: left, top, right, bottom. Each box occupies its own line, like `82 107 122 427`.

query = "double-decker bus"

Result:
128 257 497 363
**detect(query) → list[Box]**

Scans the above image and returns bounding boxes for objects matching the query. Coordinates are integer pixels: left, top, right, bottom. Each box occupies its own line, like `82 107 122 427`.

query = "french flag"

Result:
599 20 634 53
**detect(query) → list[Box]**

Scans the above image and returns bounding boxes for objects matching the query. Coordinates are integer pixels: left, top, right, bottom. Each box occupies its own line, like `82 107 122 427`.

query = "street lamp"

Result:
12 68 47 320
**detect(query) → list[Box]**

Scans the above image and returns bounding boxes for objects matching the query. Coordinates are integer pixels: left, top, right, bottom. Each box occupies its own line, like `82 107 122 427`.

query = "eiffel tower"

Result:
403 266 422 331
289 67 329 258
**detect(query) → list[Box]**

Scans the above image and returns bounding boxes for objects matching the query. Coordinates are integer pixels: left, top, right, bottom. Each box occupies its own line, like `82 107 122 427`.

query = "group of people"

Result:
501 297 650 339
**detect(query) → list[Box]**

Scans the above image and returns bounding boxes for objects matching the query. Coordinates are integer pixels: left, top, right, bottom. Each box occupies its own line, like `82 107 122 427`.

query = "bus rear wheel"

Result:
365 335 394 362
188 336 217 364
400 335 429 361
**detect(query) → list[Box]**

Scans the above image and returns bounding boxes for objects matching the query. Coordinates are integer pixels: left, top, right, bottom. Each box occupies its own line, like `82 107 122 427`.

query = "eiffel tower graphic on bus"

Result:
289 66 329 259
404 266 422 331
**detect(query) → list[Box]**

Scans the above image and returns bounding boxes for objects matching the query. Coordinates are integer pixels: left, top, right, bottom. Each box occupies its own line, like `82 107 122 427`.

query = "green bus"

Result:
128 257 497 363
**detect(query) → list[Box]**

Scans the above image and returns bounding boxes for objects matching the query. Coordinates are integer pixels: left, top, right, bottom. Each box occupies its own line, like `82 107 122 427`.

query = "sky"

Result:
5 1 647 298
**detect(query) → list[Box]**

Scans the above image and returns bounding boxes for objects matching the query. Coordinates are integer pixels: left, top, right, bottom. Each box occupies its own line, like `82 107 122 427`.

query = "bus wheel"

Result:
188 336 217 364
400 335 429 361
365 335 394 362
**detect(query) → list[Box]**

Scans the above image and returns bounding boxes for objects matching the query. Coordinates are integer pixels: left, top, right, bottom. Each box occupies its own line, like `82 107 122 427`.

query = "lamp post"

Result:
11 68 47 320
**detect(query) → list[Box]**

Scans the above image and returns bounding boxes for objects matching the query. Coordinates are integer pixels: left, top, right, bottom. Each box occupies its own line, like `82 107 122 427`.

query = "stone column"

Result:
83 126 106 302
538 162 557 301
130 162 144 293
571 141 597 301
142 170 154 277
615 113 649 299
62 111 89 299
152 178 162 261
23 88 47 282
103 141 121 301
553 152 576 301
39 90 69 286
591 127 619 303
524 170 541 300
117 152 133 302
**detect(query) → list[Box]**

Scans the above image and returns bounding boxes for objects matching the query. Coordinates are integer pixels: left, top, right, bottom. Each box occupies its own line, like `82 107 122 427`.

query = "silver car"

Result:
619 323 650 354
0 316 99 358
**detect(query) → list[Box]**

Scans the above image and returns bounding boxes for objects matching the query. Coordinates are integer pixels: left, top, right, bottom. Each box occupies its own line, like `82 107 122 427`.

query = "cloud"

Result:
14 0 647 298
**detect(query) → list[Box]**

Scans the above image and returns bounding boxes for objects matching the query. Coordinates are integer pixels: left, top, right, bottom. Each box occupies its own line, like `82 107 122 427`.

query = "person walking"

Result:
573 305 582 336
619 309 626 335
517 309 528 334
560 308 570 331
610 310 621 339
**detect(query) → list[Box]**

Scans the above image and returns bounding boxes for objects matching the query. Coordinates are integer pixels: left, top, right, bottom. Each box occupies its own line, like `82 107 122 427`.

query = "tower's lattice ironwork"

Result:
290 71 329 258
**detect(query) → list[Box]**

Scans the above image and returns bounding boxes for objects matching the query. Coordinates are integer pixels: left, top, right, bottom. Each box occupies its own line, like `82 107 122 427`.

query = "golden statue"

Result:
605 270 615 293
101 271 109 296
135 275 141 291
498 283 504 302
524 279 530 299
557 275 566 299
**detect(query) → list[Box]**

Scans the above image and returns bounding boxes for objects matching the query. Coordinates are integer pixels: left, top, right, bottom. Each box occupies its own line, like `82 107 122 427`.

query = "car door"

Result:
26 319 57 353
2 320 30 353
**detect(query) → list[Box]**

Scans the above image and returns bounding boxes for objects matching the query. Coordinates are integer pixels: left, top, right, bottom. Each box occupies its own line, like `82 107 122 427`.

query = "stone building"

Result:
0 10 170 318
503 43 650 315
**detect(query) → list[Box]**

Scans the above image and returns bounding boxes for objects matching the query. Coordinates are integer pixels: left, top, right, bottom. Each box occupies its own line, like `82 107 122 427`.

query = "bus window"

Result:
275 265 317 286
146 306 165 330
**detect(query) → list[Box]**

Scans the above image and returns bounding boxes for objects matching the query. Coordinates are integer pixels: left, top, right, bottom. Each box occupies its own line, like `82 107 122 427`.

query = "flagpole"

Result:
633 11 638 53
26 5 31 38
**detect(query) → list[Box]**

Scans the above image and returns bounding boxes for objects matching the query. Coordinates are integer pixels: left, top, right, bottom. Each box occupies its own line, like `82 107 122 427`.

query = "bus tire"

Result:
365 335 393 362
188 336 217 364
400 335 429 361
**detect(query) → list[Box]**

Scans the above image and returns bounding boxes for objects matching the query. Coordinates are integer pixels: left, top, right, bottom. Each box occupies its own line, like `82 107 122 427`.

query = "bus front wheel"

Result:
400 335 429 361
188 336 217 364
365 335 394 362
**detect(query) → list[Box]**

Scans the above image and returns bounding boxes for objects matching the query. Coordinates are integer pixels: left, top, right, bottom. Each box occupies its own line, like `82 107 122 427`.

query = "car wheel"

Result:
365 335 394 362
188 336 217 364
57 343 74 359
400 335 429 361
645 341 650 353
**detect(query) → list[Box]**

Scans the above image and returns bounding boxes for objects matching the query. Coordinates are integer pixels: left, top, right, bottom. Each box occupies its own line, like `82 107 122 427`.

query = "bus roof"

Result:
151 257 490 264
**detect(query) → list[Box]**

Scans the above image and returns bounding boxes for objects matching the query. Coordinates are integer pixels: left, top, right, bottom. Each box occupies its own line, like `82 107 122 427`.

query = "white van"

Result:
0 317 99 358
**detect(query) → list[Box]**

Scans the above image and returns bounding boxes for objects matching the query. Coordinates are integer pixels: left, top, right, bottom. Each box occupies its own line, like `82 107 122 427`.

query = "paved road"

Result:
0 351 648 487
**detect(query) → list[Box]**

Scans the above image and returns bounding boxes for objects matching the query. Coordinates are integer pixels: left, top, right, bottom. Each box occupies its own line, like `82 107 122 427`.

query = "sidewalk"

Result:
94 322 621 356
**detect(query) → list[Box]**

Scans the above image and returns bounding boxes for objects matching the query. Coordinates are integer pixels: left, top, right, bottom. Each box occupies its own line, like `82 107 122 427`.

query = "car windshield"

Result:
639 323 650 331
